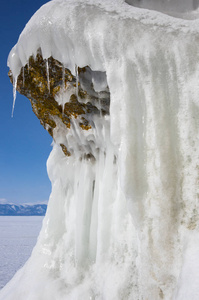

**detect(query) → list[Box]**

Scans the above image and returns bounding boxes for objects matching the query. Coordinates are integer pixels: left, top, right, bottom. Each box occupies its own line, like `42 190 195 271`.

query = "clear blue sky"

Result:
0 0 52 204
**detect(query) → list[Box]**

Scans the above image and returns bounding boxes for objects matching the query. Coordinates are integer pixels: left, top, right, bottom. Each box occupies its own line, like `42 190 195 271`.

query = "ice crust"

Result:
3 0 199 299
126 0 199 16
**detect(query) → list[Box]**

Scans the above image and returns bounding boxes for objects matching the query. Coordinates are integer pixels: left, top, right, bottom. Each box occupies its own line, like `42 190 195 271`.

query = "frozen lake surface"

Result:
0 216 44 289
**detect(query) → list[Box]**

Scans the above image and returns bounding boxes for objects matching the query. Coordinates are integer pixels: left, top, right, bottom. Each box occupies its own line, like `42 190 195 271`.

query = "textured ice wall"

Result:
2 0 199 299
126 0 199 14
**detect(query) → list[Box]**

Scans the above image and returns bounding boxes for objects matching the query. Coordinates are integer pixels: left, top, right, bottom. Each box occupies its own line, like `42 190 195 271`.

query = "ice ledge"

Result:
7 0 199 79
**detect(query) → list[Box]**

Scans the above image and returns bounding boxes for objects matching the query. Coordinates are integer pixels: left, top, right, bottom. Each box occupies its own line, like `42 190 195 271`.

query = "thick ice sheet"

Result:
8 0 199 80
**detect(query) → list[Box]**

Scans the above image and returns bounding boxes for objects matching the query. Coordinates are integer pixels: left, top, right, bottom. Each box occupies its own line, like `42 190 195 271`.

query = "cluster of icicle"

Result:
2 0 199 299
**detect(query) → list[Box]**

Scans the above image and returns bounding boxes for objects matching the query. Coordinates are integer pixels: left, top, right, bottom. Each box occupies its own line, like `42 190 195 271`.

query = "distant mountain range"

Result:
0 203 47 216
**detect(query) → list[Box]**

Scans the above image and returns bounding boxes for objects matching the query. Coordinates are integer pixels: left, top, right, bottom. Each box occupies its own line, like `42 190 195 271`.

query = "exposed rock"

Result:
8 49 110 156
60 144 71 157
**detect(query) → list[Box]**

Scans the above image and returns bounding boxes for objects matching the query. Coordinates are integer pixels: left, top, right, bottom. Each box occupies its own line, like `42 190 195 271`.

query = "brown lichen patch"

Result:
78 88 87 100
60 144 71 156
78 66 87 74
52 85 61 97
9 51 74 136
79 117 92 130
79 124 92 130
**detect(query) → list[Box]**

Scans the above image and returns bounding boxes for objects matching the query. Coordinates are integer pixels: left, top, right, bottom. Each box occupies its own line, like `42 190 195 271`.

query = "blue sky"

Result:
0 0 52 204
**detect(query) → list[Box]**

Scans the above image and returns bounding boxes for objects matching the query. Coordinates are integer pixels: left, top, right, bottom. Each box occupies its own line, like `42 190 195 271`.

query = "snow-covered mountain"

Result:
0 203 47 216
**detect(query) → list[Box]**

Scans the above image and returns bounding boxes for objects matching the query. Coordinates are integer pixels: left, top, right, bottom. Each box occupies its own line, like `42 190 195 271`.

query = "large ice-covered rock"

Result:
2 0 199 299
8 50 110 156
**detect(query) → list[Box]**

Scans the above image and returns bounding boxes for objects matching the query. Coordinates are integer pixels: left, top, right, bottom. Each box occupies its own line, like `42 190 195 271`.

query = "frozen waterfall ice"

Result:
2 0 199 299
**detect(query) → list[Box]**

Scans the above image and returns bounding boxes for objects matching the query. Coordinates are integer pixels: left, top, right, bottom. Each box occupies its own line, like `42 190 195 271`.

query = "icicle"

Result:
75 64 79 101
61 66 66 113
11 77 17 118
46 59 50 92
62 66 65 88
22 67 25 87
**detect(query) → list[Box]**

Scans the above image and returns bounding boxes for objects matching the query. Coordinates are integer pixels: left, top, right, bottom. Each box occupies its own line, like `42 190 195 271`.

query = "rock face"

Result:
8 49 110 156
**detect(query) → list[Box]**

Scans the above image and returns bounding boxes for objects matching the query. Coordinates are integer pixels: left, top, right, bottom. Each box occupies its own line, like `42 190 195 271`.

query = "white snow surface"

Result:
3 0 199 299
0 217 44 290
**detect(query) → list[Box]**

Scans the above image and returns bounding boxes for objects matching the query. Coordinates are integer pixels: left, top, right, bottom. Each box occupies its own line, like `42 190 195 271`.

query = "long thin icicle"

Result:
75 64 79 101
11 77 17 118
46 59 50 92
62 66 65 88
22 67 25 87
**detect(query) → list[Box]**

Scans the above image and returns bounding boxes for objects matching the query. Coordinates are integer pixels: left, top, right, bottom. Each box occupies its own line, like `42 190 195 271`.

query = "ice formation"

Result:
126 0 199 15
2 0 199 299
